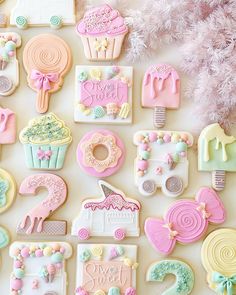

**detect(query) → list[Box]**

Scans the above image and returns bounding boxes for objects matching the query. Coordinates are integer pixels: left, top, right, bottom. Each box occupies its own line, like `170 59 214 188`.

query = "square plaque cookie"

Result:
74 65 133 124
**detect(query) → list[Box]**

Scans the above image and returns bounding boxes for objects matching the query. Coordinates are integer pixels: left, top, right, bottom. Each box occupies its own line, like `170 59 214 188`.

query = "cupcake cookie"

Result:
76 4 128 61
19 113 72 170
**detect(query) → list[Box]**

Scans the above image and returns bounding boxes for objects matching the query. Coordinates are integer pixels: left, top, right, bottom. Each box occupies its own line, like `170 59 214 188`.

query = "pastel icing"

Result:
202 228 236 294
0 177 9 207
77 4 128 36
0 107 16 144
145 187 226 255
0 226 10 249
0 168 16 214
147 260 194 295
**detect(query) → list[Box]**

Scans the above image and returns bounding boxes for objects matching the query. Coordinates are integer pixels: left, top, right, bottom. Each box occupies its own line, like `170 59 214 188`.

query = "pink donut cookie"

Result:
77 129 125 177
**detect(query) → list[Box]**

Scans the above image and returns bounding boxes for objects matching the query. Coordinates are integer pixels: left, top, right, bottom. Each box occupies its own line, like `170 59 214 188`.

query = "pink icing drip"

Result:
84 193 140 211
77 4 128 36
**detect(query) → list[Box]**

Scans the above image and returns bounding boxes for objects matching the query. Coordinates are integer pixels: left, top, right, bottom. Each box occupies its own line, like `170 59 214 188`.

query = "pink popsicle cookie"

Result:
77 130 125 178
145 187 225 255
76 4 128 61
17 173 67 236
142 64 180 128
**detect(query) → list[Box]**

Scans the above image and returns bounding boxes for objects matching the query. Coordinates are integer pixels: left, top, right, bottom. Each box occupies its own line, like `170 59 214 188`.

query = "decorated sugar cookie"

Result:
146 259 194 295
10 0 75 29
201 228 236 295
76 4 128 61
9 241 72 295
0 225 10 259
0 32 21 96
74 65 133 124
19 113 72 170
0 168 16 214
72 181 141 240
142 64 180 128
134 130 193 197
23 34 72 113
0 107 16 155
145 187 225 255
77 130 125 178
76 244 137 294
198 123 236 191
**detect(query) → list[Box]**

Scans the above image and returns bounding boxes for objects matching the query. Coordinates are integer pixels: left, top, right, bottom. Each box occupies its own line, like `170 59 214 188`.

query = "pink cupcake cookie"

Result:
77 130 125 178
76 4 128 61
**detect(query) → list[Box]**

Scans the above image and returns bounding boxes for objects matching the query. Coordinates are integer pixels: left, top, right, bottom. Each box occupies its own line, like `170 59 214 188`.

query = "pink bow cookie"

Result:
37 149 52 161
145 187 226 255
30 69 59 91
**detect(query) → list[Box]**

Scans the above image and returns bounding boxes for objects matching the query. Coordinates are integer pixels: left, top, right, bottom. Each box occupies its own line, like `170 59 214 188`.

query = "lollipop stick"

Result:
154 106 166 128
212 170 225 191
36 89 50 114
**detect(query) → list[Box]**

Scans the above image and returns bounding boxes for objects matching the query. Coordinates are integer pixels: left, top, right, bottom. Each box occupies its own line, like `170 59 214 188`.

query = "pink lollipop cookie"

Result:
0 107 16 156
142 64 180 128
145 187 225 255
77 130 125 177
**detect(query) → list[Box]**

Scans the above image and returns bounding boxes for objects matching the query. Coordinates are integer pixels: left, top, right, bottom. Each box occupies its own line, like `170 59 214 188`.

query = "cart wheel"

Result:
114 228 126 241
50 16 62 29
141 180 156 196
164 176 183 197
78 228 90 240
0 76 13 94
44 292 58 295
15 16 28 29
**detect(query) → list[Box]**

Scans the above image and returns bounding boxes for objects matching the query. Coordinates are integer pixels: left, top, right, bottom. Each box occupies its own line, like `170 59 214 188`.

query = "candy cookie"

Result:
201 228 236 295
23 34 72 113
10 0 75 29
145 187 225 255
19 113 72 170
198 123 236 191
0 168 16 214
77 130 125 178
134 130 193 197
76 4 128 61
142 64 180 128
16 173 67 236
9 241 72 295
74 65 133 124
146 259 194 295
76 244 138 295
0 107 16 155
72 181 141 240
0 32 21 96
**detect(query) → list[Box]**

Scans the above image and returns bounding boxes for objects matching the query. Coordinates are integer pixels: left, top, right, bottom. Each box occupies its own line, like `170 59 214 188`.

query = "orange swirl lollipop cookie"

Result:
23 34 72 113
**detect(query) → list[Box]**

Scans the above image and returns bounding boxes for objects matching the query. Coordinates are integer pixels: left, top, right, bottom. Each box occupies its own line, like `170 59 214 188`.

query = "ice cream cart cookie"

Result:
75 244 138 295
198 123 236 191
134 130 193 197
74 65 133 124
0 32 21 96
9 241 72 295
10 0 75 29
142 64 180 128
71 181 141 240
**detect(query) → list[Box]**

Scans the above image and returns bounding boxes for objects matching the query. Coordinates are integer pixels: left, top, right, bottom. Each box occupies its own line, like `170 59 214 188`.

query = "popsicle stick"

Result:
36 89 50 113
154 106 166 128
212 170 225 191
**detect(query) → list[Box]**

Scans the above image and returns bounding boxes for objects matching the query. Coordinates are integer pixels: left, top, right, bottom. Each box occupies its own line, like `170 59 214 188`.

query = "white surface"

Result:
0 1 233 294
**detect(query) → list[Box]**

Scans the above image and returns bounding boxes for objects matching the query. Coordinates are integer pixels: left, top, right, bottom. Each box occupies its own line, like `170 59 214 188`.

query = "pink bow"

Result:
30 69 59 91
37 149 52 161
162 223 178 240
197 202 212 219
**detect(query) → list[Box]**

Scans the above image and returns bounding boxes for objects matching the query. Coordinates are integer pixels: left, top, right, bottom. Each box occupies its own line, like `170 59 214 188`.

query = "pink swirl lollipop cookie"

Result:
77 130 125 177
145 187 226 255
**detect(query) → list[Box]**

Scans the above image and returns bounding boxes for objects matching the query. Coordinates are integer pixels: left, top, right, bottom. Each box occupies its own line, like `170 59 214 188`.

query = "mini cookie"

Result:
0 168 16 214
201 228 236 295
75 65 133 124
0 32 21 96
76 4 128 61
72 181 141 240
145 187 225 255
146 259 194 295
10 0 75 29
9 241 72 295
142 64 180 128
17 173 67 236
198 123 236 191
76 244 137 294
0 107 16 154
133 130 193 197
77 130 125 178
23 34 72 113
19 113 72 170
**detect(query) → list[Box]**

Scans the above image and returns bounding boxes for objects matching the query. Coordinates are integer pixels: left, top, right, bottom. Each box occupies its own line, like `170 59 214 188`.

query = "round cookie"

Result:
0 168 16 214
77 130 125 177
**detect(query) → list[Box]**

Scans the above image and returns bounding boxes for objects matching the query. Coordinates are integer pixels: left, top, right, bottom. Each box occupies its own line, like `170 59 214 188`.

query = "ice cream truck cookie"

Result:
0 32 21 96
134 130 193 197
9 241 72 295
72 181 141 241
75 244 138 295
10 0 75 29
